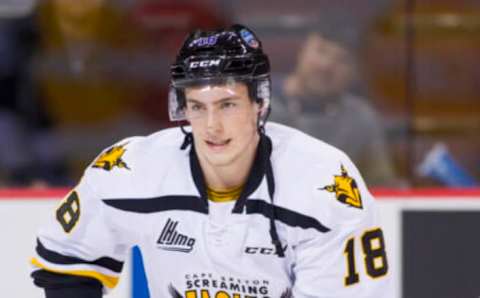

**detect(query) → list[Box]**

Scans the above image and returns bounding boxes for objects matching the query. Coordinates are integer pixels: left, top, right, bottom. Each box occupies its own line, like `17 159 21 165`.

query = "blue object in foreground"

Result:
132 246 150 298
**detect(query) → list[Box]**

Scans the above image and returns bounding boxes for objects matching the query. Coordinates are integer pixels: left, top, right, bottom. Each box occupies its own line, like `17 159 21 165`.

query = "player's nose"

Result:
205 107 222 132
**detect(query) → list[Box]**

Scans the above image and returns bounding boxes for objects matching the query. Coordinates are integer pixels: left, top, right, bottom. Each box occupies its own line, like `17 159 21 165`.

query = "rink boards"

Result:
1 188 479 298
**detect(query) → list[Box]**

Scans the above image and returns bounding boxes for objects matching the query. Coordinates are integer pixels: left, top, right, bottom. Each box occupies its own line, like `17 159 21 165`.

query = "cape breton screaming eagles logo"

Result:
167 275 293 298
92 144 130 171
320 165 363 209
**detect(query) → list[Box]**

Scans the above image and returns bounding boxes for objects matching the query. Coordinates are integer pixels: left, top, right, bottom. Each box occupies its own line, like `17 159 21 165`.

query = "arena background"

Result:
0 0 479 297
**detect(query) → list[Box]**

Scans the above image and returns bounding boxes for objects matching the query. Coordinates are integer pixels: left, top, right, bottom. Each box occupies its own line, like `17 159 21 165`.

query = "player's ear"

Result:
251 100 262 119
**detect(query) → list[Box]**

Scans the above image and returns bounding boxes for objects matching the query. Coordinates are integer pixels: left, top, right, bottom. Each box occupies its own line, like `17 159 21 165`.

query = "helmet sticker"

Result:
189 35 219 48
239 29 259 48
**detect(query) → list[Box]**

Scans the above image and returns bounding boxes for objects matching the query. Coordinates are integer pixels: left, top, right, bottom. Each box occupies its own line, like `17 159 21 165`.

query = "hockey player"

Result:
31 24 392 297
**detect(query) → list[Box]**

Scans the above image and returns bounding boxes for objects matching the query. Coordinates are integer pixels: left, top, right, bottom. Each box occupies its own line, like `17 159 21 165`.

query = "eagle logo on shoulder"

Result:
320 165 363 209
92 144 130 171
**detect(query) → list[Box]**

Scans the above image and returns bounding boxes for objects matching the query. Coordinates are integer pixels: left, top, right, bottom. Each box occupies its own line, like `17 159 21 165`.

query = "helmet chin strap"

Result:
257 121 265 135
180 125 193 150
257 101 271 134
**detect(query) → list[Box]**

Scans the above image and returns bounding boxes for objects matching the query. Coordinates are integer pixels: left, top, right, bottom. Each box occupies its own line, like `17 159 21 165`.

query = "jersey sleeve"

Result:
30 159 131 292
291 154 393 298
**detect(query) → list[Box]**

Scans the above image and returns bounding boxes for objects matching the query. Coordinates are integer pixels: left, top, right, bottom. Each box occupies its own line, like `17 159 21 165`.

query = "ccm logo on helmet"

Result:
189 59 221 68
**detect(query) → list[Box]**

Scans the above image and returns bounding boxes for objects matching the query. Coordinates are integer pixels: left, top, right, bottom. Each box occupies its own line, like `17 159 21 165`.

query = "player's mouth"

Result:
205 139 231 151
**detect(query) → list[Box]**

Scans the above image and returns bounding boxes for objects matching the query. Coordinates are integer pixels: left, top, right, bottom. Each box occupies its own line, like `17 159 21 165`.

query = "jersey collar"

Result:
188 133 273 214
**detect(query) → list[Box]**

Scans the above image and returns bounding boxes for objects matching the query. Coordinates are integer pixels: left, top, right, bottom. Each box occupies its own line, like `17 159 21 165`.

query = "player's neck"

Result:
199 135 259 191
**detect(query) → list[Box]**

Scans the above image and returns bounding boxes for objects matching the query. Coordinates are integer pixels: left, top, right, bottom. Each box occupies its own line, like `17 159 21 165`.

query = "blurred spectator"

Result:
0 9 69 186
31 0 228 182
32 0 156 181
35 0 145 124
270 32 399 187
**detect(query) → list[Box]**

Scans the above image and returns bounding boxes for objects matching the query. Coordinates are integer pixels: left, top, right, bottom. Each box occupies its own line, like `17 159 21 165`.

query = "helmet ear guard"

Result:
168 87 186 122
250 77 271 126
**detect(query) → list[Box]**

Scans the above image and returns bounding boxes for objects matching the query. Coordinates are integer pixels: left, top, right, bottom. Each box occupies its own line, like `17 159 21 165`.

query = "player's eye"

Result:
189 103 204 111
220 101 236 109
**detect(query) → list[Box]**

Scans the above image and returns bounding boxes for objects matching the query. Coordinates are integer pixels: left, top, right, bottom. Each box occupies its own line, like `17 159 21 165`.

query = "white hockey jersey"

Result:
31 122 392 298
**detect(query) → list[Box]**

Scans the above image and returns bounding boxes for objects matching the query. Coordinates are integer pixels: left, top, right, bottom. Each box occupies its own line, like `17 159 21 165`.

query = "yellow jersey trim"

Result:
30 257 119 289
207 184 243 202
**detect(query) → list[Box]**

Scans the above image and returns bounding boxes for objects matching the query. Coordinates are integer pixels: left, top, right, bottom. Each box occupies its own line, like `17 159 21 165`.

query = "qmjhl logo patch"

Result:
157 218 196 253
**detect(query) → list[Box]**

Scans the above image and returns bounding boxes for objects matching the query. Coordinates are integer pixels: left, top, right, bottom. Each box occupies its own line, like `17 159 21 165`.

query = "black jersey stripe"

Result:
36 239 123 273
245 199 331 233
102 195 208 214
102 196 329 232
31 269 103 291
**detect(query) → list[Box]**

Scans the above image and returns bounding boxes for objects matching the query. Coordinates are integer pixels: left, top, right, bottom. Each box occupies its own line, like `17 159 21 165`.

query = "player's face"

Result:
185 82 260 168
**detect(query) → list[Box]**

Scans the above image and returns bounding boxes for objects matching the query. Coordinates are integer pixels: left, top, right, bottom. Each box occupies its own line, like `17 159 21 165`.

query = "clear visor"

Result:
168 77 271 123
171 76 248 89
